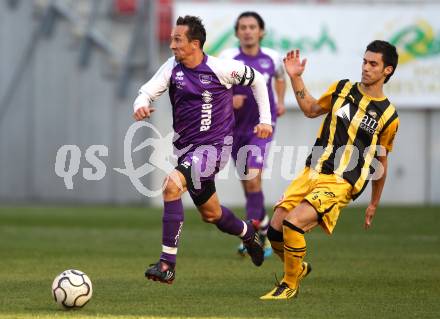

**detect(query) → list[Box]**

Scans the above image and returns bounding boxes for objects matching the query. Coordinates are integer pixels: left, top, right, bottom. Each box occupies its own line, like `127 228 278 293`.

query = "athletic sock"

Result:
245 191 265 222
282 220 306 288
259 214 270 236
216 206 248 238
160 199 184 266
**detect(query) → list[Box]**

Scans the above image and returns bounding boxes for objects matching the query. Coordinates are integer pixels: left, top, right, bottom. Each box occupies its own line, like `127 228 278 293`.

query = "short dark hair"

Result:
234 11 265 32
176 15 206 49
366 40 398 83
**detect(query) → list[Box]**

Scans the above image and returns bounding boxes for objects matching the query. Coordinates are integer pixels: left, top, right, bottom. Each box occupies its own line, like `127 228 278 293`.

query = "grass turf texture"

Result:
0 205 439 319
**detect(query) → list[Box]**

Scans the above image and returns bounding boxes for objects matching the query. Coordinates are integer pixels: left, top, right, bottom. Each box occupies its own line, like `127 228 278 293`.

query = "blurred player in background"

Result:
133 15 273 284
219 11 286 258
261 40 399 299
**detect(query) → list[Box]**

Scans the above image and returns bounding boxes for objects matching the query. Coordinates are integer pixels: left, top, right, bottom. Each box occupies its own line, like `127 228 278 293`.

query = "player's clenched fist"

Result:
133 106 155 121
254 123 273 139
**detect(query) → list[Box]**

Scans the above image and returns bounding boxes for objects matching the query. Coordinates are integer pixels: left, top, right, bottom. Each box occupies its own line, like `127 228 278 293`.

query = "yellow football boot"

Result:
260 261 312 300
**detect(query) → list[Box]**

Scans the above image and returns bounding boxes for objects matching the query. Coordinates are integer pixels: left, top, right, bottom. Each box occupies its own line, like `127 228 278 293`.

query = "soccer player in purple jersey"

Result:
219 12 286 257
133 15 273 284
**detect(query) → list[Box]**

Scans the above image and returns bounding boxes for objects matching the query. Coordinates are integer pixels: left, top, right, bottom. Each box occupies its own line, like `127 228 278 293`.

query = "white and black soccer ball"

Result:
51 269 93 309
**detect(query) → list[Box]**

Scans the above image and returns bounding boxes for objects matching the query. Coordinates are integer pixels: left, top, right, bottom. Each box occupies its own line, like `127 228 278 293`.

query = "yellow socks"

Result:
282 220 306 289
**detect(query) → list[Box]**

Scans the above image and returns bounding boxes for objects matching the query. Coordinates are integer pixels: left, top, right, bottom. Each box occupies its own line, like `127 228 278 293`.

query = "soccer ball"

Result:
51 269 93 309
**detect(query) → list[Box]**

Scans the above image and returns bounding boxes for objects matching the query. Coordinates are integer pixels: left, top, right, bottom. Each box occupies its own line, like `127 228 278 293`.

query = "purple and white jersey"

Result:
219 47 284 134
133 54 271 153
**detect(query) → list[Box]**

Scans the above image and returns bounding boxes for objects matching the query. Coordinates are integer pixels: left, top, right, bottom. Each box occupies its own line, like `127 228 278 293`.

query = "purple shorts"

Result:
177 143 230 184
231 132 273 171
176 143 232 206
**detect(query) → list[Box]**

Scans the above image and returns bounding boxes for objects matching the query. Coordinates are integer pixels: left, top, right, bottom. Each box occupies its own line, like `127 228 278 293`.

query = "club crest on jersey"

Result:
368 110 378 119
199 74 212 85
258 58 271 69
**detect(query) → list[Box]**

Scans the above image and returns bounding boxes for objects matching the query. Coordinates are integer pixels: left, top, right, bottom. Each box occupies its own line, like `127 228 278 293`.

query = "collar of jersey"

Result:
239 46 262 58
356 83 387 101
180 54 207 70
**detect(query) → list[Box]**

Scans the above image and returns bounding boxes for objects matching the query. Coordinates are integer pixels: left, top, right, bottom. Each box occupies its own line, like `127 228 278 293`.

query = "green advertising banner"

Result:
175 3 440 108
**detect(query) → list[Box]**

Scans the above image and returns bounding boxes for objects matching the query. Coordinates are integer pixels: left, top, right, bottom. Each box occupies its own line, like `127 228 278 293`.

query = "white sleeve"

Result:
133 57 174 112
207 55 271 125
250 70 272 125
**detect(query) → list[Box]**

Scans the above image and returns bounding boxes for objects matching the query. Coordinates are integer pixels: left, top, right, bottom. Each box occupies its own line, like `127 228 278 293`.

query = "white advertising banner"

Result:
175 3 440 109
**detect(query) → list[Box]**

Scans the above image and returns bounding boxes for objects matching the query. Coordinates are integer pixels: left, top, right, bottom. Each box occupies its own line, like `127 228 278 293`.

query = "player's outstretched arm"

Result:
365 154 388 229
212 56 272 138
133 106 156 121
284 49 327 118
132 58 173 121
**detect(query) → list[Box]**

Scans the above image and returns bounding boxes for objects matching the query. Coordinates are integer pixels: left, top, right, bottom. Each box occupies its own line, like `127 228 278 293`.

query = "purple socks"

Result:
160 199 184 265
246 191 268 234
159 201 259 265
216 206 247 236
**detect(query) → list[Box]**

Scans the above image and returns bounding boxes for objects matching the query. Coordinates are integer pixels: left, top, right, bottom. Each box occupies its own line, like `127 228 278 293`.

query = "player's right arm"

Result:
284 49 329 118
133 57 174 121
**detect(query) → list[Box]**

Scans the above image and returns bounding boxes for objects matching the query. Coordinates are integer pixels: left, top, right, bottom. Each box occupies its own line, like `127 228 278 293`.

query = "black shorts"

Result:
175 162 216 206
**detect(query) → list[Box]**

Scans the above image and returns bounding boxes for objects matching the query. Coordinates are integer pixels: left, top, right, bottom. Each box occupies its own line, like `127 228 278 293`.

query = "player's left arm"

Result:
217 58 272 138
365 116 399 229
365 154 388 229
250 69 273 138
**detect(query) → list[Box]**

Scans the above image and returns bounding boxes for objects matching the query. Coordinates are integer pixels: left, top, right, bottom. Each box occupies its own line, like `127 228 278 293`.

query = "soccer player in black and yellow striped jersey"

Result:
260 40 399 300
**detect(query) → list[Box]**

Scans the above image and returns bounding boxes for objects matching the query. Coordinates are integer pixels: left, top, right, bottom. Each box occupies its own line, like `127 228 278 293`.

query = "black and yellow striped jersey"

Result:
305 79 399 199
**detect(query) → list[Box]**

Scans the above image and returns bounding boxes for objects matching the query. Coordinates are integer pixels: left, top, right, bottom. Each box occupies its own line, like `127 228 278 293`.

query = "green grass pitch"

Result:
0 205 439 319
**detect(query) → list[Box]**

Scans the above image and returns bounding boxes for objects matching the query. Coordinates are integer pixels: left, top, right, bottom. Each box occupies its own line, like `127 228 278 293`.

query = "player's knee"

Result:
270 207 289 229
284 215 301 228
283 218 306 234
162 177 183 200
267 225 283 242
199 208 221 224
245 179 261 193
244 172 262 193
